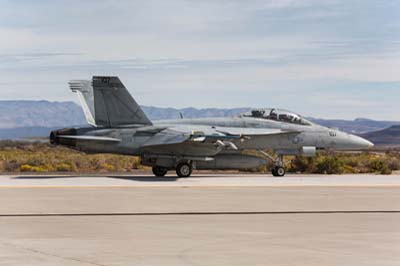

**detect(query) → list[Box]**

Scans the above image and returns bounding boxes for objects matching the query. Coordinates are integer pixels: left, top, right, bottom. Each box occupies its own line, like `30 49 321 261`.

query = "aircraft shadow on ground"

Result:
107 176 179 182
107 175 227 181
12 175 180 182
12 174 223 182
13 175 81 179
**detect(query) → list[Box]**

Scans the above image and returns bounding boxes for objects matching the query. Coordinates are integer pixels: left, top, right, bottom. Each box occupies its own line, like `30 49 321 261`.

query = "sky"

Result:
0 0 399 120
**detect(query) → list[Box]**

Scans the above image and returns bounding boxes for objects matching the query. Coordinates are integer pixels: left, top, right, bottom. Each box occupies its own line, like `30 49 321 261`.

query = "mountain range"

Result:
0 101 398 145
360 125 400 147
0 101 86 128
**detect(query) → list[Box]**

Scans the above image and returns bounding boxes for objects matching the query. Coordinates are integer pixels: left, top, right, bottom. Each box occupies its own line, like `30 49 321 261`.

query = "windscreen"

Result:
241 108 311 126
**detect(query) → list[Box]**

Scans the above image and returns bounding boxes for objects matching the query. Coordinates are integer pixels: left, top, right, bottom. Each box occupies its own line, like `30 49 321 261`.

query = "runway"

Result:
1 173 400 187
1 173 400 265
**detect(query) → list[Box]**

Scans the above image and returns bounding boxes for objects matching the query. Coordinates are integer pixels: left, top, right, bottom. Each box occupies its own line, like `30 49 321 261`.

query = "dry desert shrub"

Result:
0 140 398 174
0 141 140 173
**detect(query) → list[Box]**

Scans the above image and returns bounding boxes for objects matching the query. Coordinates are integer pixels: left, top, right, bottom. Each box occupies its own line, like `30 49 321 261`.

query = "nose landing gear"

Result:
272 165 286 177
258 150 286 177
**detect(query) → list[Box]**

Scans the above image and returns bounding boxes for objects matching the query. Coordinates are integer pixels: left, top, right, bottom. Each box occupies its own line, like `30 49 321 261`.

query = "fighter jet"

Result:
50 76 373 177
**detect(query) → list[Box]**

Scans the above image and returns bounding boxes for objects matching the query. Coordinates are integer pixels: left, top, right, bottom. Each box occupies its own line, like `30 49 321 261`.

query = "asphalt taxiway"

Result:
0 173 400 266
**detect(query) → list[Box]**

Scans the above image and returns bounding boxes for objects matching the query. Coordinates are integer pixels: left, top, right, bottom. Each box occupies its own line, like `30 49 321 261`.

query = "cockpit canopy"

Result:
240 108 312 126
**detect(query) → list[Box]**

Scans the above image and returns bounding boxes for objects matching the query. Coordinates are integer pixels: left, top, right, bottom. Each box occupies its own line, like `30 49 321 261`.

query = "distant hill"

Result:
360 125 400 146
0 127 58 140
0 100 398 140
0 101 250 129
306 117 398 134
0 101 86 128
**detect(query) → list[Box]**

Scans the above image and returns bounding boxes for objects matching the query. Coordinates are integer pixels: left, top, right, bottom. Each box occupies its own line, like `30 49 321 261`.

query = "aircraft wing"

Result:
141 129 191 147
169 125 301 139
140 125 300 155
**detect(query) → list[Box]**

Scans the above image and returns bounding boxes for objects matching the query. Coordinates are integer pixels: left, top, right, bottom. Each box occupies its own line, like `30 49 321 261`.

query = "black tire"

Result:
176 162 192 178
152 166 168 177
271 168 277 176
274 166 286 177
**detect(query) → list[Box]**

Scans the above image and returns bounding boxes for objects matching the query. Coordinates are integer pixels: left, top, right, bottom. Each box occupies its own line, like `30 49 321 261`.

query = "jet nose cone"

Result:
364 139 374 149
329 130 374 151
352 135 374 150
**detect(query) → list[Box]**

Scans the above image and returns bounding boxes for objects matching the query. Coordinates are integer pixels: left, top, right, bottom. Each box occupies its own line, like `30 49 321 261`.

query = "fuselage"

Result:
155 116 373 151
51 115 373 157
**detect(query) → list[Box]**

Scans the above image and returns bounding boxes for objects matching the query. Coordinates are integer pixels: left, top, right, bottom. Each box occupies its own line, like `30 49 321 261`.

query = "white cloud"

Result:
0 0 399 120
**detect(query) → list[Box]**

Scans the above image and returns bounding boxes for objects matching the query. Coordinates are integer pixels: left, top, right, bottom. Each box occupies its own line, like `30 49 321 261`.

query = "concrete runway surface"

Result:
0 173 400 266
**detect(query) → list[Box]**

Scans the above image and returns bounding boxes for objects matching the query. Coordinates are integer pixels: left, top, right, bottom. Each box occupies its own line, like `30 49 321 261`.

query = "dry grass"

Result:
244 150 400 175
0 141 398 174
0 140 141 173
286 151 400 175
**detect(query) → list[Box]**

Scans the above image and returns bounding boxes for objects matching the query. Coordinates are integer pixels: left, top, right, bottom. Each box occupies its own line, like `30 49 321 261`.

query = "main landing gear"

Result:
176 162 192 178
151 161 193 178
152 166 168 177
258 150 286 177
271 165 286 177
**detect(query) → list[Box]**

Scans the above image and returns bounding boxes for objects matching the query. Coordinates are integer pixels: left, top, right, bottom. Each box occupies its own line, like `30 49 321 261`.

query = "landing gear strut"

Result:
258 151 286 177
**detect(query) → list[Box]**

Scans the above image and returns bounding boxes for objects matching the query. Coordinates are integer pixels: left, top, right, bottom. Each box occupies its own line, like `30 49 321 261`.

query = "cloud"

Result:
0 52 83 64
0 0 399 120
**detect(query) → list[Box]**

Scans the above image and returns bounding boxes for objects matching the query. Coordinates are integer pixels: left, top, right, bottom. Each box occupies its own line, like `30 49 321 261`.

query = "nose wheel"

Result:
272 166 286 177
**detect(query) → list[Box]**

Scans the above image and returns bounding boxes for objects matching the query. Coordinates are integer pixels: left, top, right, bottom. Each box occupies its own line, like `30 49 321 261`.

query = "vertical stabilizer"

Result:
70 76 152 127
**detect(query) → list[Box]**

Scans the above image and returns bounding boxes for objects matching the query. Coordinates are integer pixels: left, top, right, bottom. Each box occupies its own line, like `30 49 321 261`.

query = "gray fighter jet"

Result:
50 76 373 177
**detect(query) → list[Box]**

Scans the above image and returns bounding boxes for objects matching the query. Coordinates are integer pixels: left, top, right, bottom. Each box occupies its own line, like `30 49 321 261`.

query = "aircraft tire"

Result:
271 168 277 176
152 166 168 177
274 166 286 177
176 162 192 178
